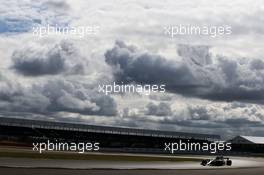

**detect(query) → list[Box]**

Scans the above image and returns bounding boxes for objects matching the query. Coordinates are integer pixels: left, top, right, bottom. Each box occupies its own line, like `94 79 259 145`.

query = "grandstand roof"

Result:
230 135 264 144
240 136 264 144
0 117 220 140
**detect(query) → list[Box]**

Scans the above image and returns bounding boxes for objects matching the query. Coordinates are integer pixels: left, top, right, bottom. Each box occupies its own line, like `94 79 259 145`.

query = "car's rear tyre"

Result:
226 160 232 166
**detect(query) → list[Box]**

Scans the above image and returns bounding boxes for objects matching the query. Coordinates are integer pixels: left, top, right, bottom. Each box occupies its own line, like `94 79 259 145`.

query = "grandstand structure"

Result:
229 136 264 154
0 117 220 153
0 117 220 140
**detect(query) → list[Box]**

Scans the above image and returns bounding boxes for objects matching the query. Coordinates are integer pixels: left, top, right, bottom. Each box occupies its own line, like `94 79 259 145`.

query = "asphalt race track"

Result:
0 156 263 169
0 155 264 175
1 167 264 175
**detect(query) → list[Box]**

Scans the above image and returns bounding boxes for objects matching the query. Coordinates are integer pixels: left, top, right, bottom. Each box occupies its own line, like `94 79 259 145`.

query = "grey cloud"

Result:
38 79 117 116
12 41 85 76
91 95 118 116
145 102 172 116
185 104 264 128
117 101 264 138
149 94 173 101
105 41 264 104
137 101 264 137
0 78 49 113
105 41 196 86
12 51 65 76
188 106 211 120
178 44 212 66
43 0 70 11
250 59 264 70
0 77 117 116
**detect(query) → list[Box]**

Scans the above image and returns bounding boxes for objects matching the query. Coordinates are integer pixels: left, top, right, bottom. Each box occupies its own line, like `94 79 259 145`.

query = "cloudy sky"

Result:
0 0 264 138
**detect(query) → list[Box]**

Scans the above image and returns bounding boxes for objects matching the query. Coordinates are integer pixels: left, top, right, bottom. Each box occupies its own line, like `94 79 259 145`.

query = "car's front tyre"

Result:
201 159 209 166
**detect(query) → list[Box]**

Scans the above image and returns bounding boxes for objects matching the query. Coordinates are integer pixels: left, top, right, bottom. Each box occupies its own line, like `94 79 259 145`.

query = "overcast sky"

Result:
0 0 264 138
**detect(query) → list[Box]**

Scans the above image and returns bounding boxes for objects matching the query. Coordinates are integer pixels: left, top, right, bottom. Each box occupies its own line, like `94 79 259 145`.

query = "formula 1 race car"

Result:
201 156 232 166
